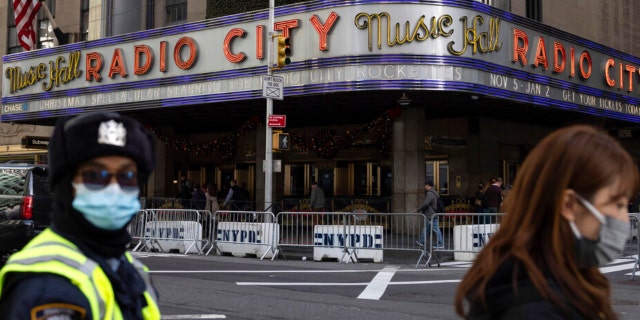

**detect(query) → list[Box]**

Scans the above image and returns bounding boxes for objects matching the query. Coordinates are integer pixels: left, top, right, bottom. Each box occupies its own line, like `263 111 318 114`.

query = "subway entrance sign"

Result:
268 114 286 128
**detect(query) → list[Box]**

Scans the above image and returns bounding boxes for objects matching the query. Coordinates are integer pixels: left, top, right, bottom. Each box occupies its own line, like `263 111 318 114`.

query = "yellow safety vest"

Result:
0 228 161 320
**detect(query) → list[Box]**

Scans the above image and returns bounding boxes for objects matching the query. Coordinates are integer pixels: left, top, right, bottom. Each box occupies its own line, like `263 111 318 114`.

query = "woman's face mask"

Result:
570 193 629 268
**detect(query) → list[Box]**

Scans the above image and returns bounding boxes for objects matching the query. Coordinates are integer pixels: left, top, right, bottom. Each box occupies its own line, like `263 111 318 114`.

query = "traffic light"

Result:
273 132 290 150
276 35 291 68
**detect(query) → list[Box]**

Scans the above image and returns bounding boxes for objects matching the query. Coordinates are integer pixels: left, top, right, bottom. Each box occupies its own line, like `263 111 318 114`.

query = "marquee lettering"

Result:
134 45 153 75
355 12 454 51
5 63 47 93
173 37 198 70
447 15 501 56
5 52 81 93
3 6 639 111
310 12 340 51
255 25 265 60
224 28 247 63
273 19 300 39
605 58 640 92
512 28 592 81
85 52 103 82
108 48 128 79
85 37 197 82
42 51 82 91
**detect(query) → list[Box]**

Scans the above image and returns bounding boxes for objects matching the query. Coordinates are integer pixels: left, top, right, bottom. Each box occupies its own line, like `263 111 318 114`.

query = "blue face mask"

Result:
72 182 141 230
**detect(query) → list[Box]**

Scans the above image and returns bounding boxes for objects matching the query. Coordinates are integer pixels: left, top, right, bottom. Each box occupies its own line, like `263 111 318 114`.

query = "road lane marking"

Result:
358 267 397 300
150 268 461 274
162 316 225 319
237 282 370 286
152 270 381 273
236 279 461 286
599 263 637 273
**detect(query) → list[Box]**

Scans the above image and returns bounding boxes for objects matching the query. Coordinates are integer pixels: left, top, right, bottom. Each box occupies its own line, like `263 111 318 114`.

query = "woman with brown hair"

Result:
455 125 638 319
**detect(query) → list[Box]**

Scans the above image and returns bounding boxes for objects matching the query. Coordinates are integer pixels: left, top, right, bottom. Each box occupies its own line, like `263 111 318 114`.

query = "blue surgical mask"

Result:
72 182 141 230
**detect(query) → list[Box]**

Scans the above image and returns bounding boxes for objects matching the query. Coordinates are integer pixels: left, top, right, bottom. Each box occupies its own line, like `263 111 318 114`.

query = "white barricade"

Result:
216 222 279 259
312 225 383 262
144 220 202 254
136 209 207 254
453 223 500 261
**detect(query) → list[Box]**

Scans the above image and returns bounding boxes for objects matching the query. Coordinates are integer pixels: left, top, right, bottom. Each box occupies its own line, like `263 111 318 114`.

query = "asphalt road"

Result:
136 252 640 320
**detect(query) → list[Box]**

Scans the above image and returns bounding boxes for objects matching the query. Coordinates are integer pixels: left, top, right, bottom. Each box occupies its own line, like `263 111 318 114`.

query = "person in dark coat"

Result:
455 125 638 319
0 111 161 319
191 184 206 210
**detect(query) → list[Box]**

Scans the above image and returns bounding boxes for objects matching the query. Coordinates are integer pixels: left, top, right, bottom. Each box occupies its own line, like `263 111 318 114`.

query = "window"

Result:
146 0 155 30
7 0 56 52
501 160 520 187
0 169 27 195
166 0 187 26
476 0 510 11
284 163 313 196
7 6 22 53
80 0 90 41
526 0 542 21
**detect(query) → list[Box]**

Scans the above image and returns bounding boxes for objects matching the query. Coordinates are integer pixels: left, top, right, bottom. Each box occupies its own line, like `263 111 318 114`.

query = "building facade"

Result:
2 0 640 214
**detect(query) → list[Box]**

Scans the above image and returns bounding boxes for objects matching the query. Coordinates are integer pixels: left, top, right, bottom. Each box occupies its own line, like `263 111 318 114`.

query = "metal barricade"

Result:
128 210 149 252
133 209 209 255
417 213 504 268
622 213 639 280
275 211 425 263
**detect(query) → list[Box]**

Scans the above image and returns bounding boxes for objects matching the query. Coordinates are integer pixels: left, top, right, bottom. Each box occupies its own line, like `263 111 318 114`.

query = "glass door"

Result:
425 160 449 195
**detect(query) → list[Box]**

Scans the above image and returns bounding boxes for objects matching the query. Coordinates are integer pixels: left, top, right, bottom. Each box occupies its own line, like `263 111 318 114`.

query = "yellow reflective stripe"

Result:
0 230 108 320
141 292 162 320
126 253 161 319
1 229 157 320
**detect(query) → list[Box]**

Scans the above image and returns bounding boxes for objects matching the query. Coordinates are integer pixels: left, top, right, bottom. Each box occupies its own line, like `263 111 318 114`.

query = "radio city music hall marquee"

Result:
3 4 640 119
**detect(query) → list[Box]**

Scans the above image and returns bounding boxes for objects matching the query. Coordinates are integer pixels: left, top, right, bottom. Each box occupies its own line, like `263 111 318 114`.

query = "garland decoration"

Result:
149 115 260 160
149 106 402 159
290 106 401 158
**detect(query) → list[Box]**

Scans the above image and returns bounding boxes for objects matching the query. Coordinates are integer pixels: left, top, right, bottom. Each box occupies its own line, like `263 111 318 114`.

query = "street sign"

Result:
262 75 284 100
268 114 286 128
262 159 282 172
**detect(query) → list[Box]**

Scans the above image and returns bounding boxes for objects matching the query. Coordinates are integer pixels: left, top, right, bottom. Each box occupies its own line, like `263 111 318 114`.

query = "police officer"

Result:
0 112 160 319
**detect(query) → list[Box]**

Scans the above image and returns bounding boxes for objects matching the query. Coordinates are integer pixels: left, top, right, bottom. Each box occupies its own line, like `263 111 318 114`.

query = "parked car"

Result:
0 163 51 261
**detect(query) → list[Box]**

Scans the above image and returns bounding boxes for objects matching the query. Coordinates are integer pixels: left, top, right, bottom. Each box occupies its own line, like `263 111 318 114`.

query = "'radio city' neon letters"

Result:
86 37 198 82
512 28 592 80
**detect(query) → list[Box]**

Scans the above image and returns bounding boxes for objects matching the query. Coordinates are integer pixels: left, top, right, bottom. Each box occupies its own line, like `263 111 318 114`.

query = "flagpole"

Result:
39 1 56 28
39 0 68 45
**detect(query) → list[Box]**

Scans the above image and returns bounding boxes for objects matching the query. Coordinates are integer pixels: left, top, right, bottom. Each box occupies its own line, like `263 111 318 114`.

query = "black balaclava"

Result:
48 111 156 257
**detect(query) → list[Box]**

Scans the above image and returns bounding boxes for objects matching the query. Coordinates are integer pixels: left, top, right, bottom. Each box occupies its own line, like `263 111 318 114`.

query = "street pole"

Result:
265 0 275 213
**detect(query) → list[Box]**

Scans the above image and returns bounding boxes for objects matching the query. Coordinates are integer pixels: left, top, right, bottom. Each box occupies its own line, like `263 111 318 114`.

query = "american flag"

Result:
13 0 42 51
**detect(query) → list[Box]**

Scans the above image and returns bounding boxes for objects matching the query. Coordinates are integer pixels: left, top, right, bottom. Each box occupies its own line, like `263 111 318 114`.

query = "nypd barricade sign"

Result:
453 224 500 261
313 225 383 262
216 222 279 259
144 220 203 254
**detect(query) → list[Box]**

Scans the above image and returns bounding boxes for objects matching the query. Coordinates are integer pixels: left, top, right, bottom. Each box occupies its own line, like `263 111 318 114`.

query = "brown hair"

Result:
455 125 639 318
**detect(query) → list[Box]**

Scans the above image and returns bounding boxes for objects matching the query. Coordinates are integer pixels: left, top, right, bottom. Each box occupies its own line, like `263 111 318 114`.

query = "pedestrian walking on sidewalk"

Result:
416 180 444 248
